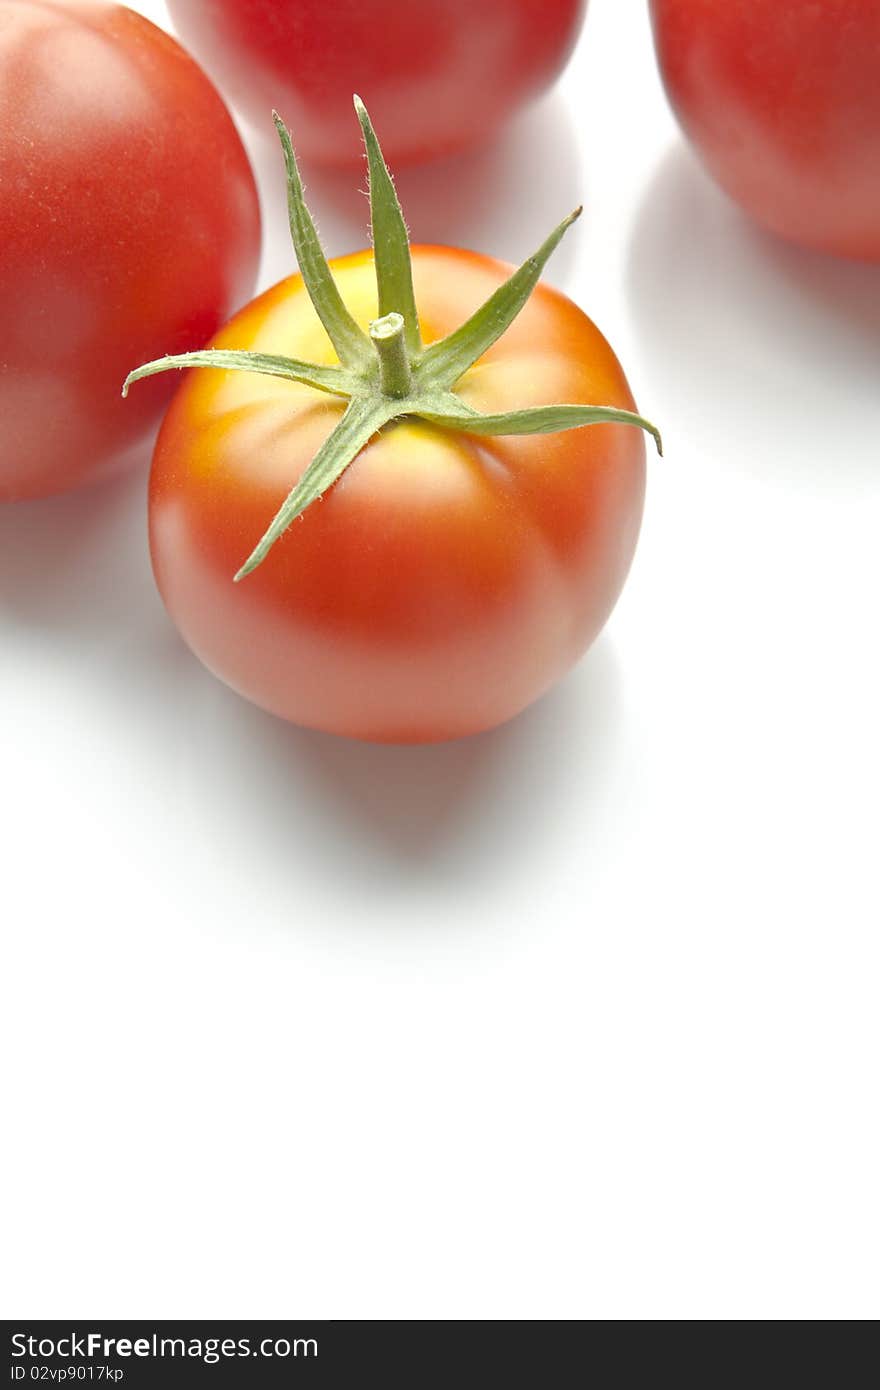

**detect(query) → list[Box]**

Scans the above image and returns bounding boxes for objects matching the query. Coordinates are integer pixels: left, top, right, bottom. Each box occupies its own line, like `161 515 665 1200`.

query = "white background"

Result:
3 0 878 1320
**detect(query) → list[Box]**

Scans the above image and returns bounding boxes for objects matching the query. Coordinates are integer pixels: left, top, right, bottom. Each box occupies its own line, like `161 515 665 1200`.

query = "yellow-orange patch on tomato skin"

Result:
149 246 646 742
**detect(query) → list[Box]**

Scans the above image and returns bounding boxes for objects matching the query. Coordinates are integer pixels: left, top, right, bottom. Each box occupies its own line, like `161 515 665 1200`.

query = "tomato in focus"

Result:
149 249 645 743
0 1 261 501
649 0 880 260
165 0 588 166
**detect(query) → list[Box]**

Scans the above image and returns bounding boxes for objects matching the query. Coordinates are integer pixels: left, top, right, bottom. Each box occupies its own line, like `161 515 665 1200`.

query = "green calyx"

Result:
123 96 661 581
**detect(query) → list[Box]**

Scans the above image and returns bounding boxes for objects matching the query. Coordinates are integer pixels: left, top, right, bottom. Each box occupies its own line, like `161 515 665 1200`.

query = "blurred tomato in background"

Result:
0 0 261 501
649 0 880 261
166 0 588 166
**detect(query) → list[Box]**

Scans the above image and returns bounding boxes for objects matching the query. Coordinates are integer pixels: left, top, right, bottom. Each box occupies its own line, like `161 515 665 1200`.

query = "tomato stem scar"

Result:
370 312 412 397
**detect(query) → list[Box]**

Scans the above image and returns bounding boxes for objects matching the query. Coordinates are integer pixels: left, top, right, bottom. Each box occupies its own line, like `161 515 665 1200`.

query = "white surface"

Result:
2 0 878 1321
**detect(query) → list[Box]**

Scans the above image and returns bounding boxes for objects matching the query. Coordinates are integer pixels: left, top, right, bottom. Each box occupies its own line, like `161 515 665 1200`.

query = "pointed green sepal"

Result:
273 113 371 369
122 350 357 400
417 208 583 387
234 397 399 580
414 394 663 455
354 95 422 358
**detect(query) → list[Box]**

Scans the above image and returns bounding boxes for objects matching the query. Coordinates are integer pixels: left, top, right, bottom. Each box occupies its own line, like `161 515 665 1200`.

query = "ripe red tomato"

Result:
131 100 657 744
165 0 587 166
649 0 880 260
0 1 261 501
148 249 646 743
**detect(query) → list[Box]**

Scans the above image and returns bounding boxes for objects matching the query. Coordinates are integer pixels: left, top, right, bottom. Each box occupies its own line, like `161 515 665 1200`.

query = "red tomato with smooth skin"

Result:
149 250 645 743
165 0 588 166
649 0 880 260
0 1 261 501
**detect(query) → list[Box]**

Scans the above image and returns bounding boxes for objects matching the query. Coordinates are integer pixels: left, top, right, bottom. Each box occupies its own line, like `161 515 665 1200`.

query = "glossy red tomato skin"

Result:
166 0 587 167
649 0 880 260
149 248 646 744
0 1 261 502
